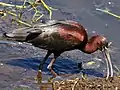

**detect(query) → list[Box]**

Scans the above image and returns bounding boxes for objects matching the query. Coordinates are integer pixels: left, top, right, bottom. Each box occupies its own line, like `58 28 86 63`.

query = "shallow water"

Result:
0 0 120 89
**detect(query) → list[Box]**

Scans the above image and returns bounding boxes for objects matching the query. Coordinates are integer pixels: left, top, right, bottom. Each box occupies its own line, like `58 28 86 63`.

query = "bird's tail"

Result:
3 32 28 42
3 27 34 42
3 25 43 42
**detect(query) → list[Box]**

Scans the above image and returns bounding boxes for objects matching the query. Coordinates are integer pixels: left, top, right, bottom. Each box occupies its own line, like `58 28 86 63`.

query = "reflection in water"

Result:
4 57 103 77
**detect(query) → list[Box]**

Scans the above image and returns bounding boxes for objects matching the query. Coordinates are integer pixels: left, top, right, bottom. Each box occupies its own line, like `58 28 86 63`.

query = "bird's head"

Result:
95 36 113 79
95 36 110 51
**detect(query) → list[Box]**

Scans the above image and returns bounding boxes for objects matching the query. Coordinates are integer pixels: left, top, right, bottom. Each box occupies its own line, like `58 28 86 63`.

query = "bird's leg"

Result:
47 53 60 77
38 51 52 70
37 51 51 84
47 58 58 77
78 62 87 80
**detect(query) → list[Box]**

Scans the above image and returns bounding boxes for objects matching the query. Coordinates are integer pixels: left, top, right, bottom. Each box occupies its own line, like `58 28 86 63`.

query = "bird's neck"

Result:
81 36 98 54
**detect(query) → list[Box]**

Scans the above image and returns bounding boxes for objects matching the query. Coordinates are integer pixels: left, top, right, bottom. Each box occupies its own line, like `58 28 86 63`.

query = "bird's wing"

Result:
58 24 85 42
25 28 43 41
42 20 81 28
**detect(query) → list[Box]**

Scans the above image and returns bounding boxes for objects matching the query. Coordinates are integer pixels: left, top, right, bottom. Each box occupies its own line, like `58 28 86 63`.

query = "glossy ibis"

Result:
4 20 113 79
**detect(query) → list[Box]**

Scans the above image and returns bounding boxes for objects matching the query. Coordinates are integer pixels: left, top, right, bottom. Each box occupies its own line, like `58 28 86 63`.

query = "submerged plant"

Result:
0 0 57 26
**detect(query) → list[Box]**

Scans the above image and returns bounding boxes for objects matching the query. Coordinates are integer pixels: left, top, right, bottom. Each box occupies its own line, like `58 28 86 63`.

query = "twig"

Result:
7 11 17 17
40 0 57 19
34 14 44 22
96 8 120 19
0 10 31 27
0 10 17 17
15 19 31 27
72 78 79 90
0 2 26 9
0 0 56 26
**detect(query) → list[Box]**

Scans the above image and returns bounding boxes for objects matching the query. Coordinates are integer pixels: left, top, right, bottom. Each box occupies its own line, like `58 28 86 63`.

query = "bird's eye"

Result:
97 42 101 46
96 41 103 51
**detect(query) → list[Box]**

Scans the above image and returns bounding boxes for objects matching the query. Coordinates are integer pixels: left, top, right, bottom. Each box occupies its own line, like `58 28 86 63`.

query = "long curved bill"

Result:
102 46 113 79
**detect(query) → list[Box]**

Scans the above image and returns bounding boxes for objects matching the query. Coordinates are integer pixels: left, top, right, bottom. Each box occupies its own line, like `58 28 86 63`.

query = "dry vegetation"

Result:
40 76 120 90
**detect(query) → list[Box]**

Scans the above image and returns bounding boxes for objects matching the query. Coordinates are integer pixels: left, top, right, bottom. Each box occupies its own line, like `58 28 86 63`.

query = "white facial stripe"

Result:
102 37 106 41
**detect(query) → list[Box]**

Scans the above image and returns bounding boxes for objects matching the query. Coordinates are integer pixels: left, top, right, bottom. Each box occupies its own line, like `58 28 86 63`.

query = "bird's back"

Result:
27 20 88 52
4 20 88 52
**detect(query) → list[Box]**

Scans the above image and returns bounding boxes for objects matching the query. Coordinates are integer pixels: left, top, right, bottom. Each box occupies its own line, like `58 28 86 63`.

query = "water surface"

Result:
0 0 120 89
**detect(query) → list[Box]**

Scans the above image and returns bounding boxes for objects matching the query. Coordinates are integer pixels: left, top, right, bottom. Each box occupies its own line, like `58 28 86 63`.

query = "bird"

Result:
3 20 113 80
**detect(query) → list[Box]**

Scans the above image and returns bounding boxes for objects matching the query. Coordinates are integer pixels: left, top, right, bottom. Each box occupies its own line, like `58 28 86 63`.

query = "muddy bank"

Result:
40 76 120 90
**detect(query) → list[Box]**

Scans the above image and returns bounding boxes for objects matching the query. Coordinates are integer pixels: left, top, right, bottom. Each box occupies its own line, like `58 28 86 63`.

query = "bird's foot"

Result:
48 76 54 83
48 76 63 82
78 62 87 80
36 70 42 84
81 70 87 80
